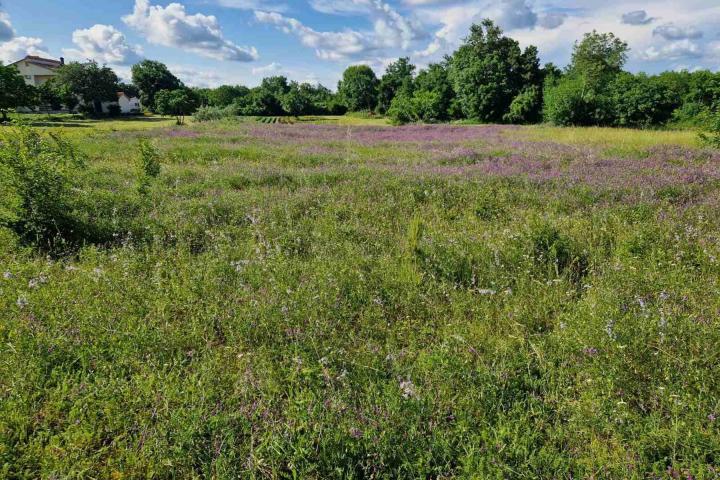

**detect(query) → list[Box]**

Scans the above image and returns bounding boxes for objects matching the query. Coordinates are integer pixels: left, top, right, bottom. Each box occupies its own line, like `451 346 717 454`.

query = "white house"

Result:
101 92 142 115
10 55 64 86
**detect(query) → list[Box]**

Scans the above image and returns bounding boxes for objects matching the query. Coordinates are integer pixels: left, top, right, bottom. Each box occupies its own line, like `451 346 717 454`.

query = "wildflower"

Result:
605 319 616 340
16 297 28 309
231 260 250 272
583 347 598 357
399 379 417 399
3 271 12 280
349 427 363 439
477 289 496 295
709 413 717 422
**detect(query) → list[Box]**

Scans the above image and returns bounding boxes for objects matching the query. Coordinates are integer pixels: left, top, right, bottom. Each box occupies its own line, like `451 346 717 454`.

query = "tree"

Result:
281 82 312 117
37 80 62 111
154 88 199 125
131 60 182 112
0 63 36 121
208 85 250 107
338 65 379 112
503 86 542 124
608 73 675 128
118 82 140 99
377 57 415 114
54 61 119 115
448 19 541 122
570 31 628 87
414 62 455 121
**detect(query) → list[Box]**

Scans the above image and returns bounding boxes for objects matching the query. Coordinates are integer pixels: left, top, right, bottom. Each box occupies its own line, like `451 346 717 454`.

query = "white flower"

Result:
3 271 12 280
16 297 28 309
399 379 417 399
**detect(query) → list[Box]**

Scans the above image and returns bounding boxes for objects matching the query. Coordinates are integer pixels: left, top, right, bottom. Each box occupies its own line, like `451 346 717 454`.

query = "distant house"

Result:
10 55 64 86
101 92 142 115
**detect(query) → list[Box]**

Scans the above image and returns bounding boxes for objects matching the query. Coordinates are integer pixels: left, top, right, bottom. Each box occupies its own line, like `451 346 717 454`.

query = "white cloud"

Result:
252 61 283 75
0 12 14 42
653 23 703 41
641 39 703 61
122 0 258 61
0 36 50 64
255 10 375 60
63 24 143 65
215 0 287 11
538 13 567 30
171 65 223 87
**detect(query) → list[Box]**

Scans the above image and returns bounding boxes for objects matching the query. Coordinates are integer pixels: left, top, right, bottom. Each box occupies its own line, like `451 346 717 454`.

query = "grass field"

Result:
2 116 720 478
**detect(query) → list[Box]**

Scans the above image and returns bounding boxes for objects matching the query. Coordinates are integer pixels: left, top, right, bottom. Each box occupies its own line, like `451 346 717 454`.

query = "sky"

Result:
0 0 719 89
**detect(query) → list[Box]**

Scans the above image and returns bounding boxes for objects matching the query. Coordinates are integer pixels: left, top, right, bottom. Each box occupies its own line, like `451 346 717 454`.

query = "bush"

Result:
193 104 238 123
0 125 85 246
544 75 602 126
107 104 122 117
699 111 720 148
136 138 161 193
504 86 542 124
608 73 675 128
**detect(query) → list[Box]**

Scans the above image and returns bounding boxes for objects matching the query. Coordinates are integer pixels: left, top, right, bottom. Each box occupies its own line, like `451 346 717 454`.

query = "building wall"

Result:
12 61 59 86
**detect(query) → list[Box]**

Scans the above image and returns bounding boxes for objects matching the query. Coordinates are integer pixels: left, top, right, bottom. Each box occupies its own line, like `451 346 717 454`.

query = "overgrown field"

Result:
2 117 720 479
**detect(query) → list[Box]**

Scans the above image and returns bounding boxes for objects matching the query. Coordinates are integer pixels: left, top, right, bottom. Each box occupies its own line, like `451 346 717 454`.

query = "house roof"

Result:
11 55 63 69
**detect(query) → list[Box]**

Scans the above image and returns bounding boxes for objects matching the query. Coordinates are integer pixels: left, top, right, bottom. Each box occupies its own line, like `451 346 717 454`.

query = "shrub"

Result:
699 111 720 148
544 75 601 126
193 104 238 123
504 86 542 124
0 125 85 246
136 138 161 193
107 104 122 117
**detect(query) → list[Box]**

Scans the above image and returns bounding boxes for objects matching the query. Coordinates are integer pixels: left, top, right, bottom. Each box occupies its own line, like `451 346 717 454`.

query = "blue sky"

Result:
1 0 718 89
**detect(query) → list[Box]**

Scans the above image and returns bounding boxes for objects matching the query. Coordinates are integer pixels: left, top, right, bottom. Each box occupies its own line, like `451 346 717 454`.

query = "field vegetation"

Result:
2 115 720 478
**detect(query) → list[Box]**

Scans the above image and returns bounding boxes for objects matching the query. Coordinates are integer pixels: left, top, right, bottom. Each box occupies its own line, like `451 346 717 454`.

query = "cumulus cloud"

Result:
172 66 223 87
122 0 258 61
0 36 50 64
621 10 655 26
215 0 287 11
0 12 14 42
63 24 143 65
653 23 703 41
641 39 703 61
252 61 282 75
255 5 423 61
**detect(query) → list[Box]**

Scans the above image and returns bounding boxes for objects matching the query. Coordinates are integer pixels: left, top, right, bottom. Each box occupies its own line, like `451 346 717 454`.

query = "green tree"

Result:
0 63 36 121
570 31 628 87
608 73 675 128
54 61 119 115
338 65 379 112
281 82 312 117
131 60 182 112
448 19 541 122
154 88 199 125
37 80 62 111
377 57 415 114
118 82 140 99
208 85 250 107
414 62 455 120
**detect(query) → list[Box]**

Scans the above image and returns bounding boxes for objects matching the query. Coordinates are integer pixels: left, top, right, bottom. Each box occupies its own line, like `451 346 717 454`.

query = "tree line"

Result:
1 19 719 128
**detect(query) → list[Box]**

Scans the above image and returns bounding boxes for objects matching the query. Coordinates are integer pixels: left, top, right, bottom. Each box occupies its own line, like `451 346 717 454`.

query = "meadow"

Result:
1 115 719 479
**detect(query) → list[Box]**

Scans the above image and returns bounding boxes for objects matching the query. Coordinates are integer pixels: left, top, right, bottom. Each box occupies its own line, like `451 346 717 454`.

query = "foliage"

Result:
193 104 239 122
414 62 455 121
207 84 250 107
503 85 542 124
448 19 541 122
281 82 313 117
338 65 379 112
131 60 183 112
569 31 629 88
0 126 84 246
0 63 36 120
136 138 161 193
118 82 140 99
2 118 720 477
608 73 676 128
36 80 63 110
699 111 720 148
54 61 119 115
154 88 199 125
377 57 415 114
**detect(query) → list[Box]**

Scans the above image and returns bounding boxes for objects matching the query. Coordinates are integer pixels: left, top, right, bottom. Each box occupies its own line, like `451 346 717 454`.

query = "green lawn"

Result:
1 117 719 479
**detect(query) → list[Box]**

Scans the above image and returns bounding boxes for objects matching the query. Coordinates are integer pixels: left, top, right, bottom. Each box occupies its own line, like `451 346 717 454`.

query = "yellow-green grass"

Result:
522 124 700 149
